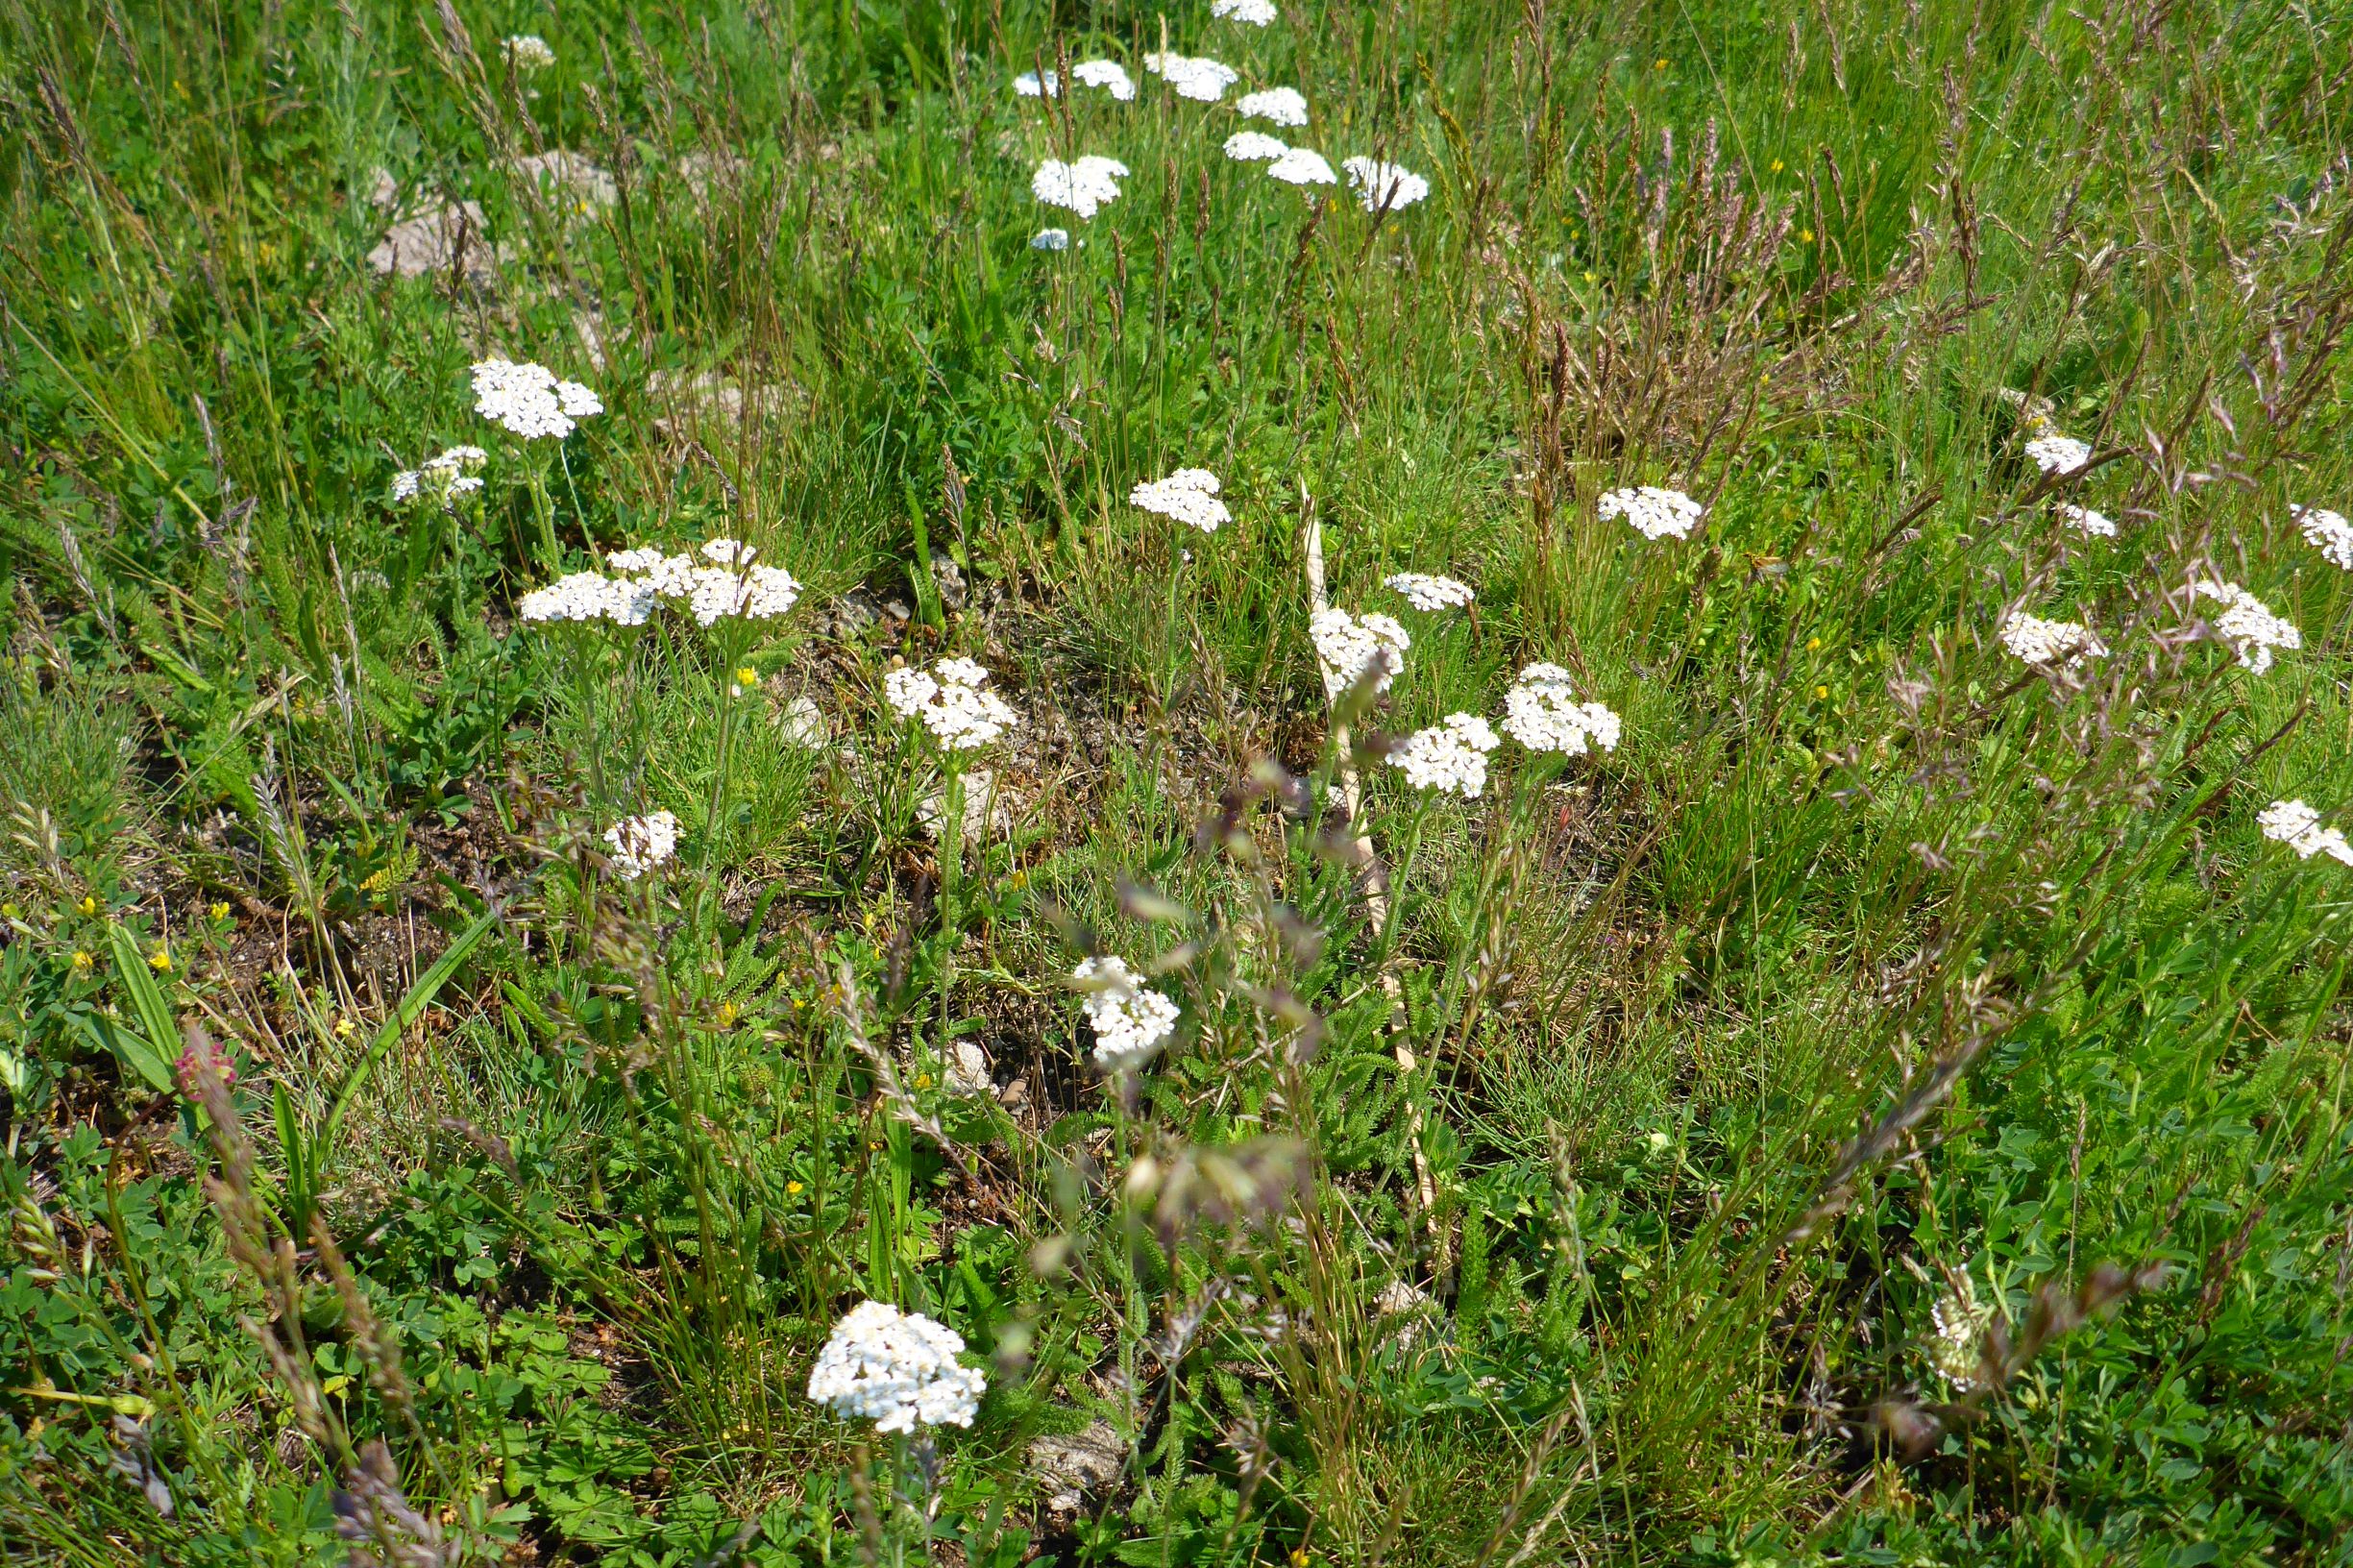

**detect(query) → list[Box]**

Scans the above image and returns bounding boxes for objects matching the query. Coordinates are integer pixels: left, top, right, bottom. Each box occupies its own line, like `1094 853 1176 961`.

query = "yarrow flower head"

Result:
1235 87 1308 127
2055 503 2117 538
501 35 555 72
1032 156 1131 219
2025 433 2092 475
806 1301 987 1433
1599 485 1703 541
1385 572 1473 611
1998 610 2107 671
1264 147 1337 186
1500 663 1622 755
1311 608 1409 698
1141 52 1239 102
1211 0 1278 23
1129 467 1230 532
472 358 602 441
1072 955 1181 1071
2293 504 2353 570
1223 131 1291 163
391 445 488 507
1927 1286 1991 1390
602 810 679 880
516 539 799 628
2193 579 2300 674
1341 158 1430 213
1388 713 1502 798
2258 799 2353 866
885 658 1019 750
1070 59 1138 100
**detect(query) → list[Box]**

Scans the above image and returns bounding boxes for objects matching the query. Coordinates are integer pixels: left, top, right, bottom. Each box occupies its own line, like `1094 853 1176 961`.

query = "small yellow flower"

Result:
792 996 806 1011
1582 270 1598 284
787 1180 805 1195
1653 57 1667 70
209 902 230 922
716 1001 740 1027
77 895 97 917
334 1014 355 1039
149 946 173 973
1008 870 1028 890
1814 684 1829 699
1770 159 1784 173
70 950 93 972
1291 1551 1311 1568
1806 637 1821 651
868 1139 884 1152
914 1073 933 1090
730 666 759 698
1801 228 1816 243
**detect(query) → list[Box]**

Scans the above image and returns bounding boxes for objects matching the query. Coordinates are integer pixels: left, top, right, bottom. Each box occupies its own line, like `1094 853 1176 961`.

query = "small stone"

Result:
917 768 1012 843
507 149 618 213
366 201 497 282
1027 1420 1124 1514
944 1040 990 1095
775 697 829 749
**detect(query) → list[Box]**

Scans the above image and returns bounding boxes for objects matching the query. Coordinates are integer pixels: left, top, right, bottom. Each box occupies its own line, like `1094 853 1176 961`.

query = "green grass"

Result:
2 0 2350 1563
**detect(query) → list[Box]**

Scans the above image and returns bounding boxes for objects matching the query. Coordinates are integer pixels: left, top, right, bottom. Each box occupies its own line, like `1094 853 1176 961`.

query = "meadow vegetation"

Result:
1 0 2350 1561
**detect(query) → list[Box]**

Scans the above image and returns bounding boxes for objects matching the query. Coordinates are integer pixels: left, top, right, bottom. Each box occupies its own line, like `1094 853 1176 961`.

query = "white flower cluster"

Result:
1342 158 1430 213
1311 608 1409 698
1384 572 1473 611
602 810 679 880
1128 467 1230 532
1998 610 2107 671
1389 712 1501 798
1265 147 1337 186
517 539 801 627
1033 156 1131 219
2193 579 2300 674
885 658 1019 749
2025 433 2092 475
1031 228 1070 252
502 35 555 71
1073 955 1181 1071
1071 59 1137 99
2258 799 2353 866
391 444 488 506
1236 86 1308 127
473 358 603 441
1212 0 1278 24
1224 131 1291 163
1927 1289 1991 1390
2056 503 2116 538
2293 504 2353 570
1599 485 1703 541
1142 53 1239 102
1013 69 1057 96
806 1301 987 1433
1500 663 1621 755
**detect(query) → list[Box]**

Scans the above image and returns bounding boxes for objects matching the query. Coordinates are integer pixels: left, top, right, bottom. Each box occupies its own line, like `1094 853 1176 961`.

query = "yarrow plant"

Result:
2026 432 2093 475
516 540 801 627
1032 156 1131 219
1223 132 1291 164
2192 579 2300 674
1385 573 1473 611
1341 158 1430 213
1311 608 1409 698
1500 664 1622 756
1998 610 2107 671
1211 0 1279 23
602 810 679 881
2056 503 2117 538
1070 59 1138 99
1388 713 1502 798
1072 955 1181 1072
1599 485 1703 541
2258 799 2353 866
1235 86 1308 127
1141 53 1239 103
1264 147 1337 186
390 445 487 507
2293 504 2353 570
806 1302 987 1433
501 35 554 72
885 658 1019 750
1128 467 1231 532
472 358 603 442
